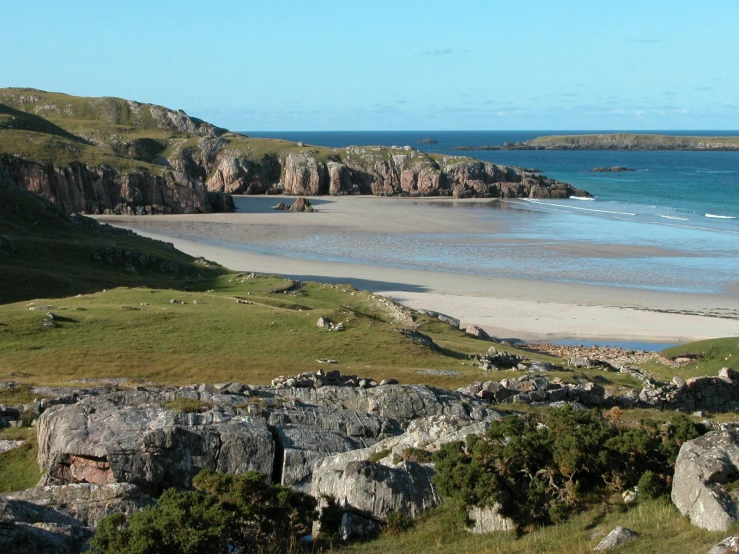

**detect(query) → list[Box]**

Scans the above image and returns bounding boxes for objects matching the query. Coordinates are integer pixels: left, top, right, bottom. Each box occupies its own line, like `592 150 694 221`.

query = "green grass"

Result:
0 426 40 492
330 498 735 554
638 337 739 381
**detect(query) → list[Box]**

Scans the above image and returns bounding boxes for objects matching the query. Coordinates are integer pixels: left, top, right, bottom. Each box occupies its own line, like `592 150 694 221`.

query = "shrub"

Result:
432 406 703 531
638 470 666 499
90 470 318 554
398 447 432 463
367 448 391 463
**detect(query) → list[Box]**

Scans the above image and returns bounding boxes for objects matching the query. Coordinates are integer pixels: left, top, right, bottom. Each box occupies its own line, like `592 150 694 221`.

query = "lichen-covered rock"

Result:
0 521 89 554
467 505 515 533
1 482 152 528
313 460 438 520
593 526 638 551
37 398 275 495
339 512 380 541
671 430 739 531
708 536 739 554
274 425 375 491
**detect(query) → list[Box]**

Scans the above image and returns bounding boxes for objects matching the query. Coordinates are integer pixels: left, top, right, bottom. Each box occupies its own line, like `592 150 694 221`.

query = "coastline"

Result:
97 196 739 344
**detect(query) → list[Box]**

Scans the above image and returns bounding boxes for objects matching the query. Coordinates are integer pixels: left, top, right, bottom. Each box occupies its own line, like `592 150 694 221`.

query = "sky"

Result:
1 1 738 131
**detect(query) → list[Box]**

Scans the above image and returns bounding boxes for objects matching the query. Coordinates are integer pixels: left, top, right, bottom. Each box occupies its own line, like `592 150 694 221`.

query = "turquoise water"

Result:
226 132 739 295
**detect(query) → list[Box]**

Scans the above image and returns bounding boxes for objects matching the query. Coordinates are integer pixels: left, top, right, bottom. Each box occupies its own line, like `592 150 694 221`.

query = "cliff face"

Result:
0 157 233 215
0 88 591 213
203 146 589 199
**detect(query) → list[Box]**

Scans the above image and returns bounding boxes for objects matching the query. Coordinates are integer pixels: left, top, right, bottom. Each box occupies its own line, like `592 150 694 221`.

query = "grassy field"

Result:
0 426 40 493
330 498 735 554
638 337 739 381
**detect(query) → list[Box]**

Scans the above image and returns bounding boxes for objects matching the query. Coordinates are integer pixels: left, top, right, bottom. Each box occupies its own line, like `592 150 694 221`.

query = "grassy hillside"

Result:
0 183 214 303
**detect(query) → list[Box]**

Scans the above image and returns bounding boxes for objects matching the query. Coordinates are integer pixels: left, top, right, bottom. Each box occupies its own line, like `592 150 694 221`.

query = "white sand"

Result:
97 196 739 344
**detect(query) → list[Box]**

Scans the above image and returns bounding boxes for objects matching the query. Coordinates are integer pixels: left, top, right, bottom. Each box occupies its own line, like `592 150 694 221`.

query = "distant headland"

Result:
452 133 739 151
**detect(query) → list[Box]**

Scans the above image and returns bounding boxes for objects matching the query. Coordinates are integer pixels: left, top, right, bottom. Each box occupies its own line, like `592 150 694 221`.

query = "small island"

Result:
592 166 635 172
417 138 438 144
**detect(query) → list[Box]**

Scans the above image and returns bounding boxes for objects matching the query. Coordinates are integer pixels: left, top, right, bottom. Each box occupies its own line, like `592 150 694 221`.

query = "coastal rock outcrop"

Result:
311 414 495 532
1 482 152 528
37 399 275 495
0 157 231 215
671 430 739 531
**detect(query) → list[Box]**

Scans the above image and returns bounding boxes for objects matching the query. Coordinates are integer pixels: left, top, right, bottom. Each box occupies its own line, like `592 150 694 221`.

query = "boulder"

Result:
593 526 638 551
465 325 492 341
0 521 89 554
671 430 739 531
708 536 739 554
312 460 438 521
1 482 152 528
273 425 375 491
339 512 380 541
37 398 275 495
467 505 515 533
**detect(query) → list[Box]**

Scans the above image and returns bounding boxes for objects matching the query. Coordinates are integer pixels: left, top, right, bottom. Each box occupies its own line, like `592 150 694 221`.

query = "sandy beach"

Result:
97 196 739 344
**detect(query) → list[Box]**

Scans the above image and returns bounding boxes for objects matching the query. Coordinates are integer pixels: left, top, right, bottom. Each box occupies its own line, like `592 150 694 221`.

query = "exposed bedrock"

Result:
312 414 497 529
37 399 275 495
204 146 589 199
34 384 493 502
1 157 232 215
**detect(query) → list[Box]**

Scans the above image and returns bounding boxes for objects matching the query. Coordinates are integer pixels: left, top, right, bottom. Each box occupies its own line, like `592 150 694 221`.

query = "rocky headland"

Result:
0 88 590 216
501 133 739 151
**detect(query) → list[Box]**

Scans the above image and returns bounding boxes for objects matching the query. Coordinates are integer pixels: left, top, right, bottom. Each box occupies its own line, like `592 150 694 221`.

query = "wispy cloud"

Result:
420 48 453 56
546 92 579 98
695 86 713 91
631 38 662 44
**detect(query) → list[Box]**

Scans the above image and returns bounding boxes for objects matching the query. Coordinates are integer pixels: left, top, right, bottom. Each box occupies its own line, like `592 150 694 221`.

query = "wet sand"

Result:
96 196 739 344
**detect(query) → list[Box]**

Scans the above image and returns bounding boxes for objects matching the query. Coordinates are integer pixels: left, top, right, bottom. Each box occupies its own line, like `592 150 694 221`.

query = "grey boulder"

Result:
671 430 739 531
37 398 275 495
708 536 739 554
593 526 638 551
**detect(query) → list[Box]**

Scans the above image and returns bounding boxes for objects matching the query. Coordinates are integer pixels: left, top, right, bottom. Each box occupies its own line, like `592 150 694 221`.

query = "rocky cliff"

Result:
0 88 590 214
203 146 589 199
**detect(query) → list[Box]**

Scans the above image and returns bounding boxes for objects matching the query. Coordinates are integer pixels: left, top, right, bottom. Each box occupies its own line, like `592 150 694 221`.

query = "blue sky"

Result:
2 1 737 131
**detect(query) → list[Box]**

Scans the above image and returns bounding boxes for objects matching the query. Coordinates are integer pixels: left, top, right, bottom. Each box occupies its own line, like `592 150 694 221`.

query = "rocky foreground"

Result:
0 88 590 215
3 359 739 551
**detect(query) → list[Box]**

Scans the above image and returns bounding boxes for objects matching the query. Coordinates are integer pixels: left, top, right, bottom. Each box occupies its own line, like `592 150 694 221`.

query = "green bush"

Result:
638 470 666 499
432 407 702 531
89 470 318 554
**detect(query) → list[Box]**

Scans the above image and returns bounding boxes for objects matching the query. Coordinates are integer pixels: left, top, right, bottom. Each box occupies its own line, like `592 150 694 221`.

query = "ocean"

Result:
235 131 739 295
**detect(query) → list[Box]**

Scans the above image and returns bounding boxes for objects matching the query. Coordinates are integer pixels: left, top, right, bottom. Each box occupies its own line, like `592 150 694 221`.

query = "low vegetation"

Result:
90 470 317 554
433 407 699 530
0 426 40 492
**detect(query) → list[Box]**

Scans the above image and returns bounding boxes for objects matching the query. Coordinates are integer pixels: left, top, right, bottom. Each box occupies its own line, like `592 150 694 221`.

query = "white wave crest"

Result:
570 196 594 200
705 213 737 219
660 215 689 221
